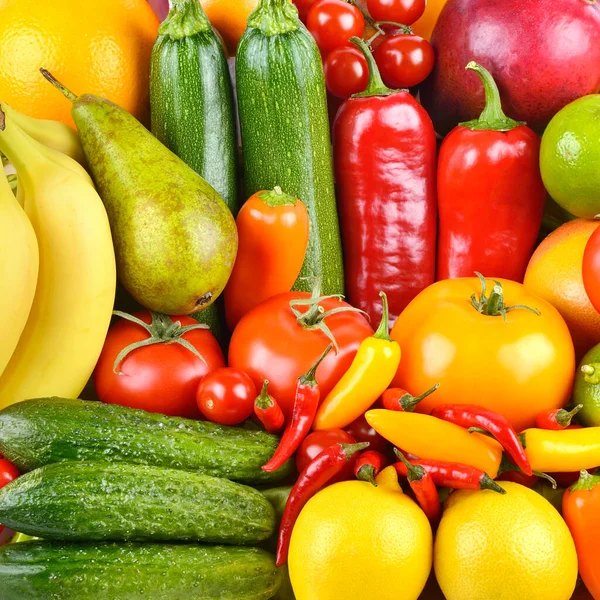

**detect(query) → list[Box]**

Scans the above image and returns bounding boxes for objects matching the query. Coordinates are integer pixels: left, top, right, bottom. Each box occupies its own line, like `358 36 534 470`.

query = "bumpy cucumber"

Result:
0 462 275 544
0 541 282 600
0 397 293 484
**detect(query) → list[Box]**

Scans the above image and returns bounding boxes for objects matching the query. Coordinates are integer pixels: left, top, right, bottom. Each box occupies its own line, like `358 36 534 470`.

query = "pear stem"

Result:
39 69 77 102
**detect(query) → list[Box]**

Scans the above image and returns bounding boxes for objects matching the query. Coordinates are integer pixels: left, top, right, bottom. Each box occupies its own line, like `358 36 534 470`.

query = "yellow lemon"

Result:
435 482 578 600
288 480 432 600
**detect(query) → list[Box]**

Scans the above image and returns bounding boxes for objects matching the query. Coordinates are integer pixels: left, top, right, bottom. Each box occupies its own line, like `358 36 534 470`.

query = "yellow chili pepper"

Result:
313 292 401 430
365 409 503 478
522 427 600 473
375 465 404 493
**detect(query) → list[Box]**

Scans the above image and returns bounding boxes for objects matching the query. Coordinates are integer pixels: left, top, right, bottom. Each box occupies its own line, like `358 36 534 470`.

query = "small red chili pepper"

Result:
262 345 333 473
535 404 583 431
254 380 285 434
354 450 388 486
381 383 439 412
431 403 532 476
394 449 440 524
393 457 506 494
276 441 369 567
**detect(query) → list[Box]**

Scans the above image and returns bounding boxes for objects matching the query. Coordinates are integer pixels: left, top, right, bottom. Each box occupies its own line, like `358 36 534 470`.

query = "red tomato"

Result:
306 0 365 55
228 292 374 420
95 312 225 419
0 459 19 489
583 226 600 314
367 0 426 26
296 429 356 483
196 368 257 426
293 0 318 21
344 414 389 454
324 47 369 99
373 34 435 88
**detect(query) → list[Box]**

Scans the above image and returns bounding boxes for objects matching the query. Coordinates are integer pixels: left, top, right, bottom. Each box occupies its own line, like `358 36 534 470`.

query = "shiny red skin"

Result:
373 34 435 89
367 0 426 26
324 47 369 99
333 91 437 325
293 0 318 21
344 414 389 454
420 0 600 135
306 0 365 55
296 429 356 483
228 293 374 421
0 458 19 539
583 226 600 313
196 368 257 426
95 313 225 419
437 125 546 282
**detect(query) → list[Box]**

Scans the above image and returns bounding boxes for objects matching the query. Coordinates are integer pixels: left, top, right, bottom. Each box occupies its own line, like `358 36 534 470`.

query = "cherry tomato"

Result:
583 226 600 314
324 47 369 99
306 0 365 55
196 368 257 426
229 291 373 420
367 0 426 26
95 312 225 419
374 34 435 88
293 0 318 21
297 429 356 483
0 459 19 489
344 414 389 453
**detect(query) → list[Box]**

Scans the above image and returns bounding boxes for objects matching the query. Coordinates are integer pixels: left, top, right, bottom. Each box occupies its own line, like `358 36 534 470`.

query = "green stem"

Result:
350 36 397 97
255 380 274 410
581 363 600 385
342 442 370 460
357 464 378 486
481 474 506 494
373 292 392 341
159 0 211 38
39 69 77 102
258 186 298 207
374 21 413 34
555 404 583 428
570 470 600 492
401 383 440 411
460 62 525 132
247 0 299 36
299 344 333 387
394 449 425 483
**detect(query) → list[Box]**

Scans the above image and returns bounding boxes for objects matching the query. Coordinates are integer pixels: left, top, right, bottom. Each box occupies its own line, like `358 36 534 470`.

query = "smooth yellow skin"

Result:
435 482 578 600
313 337 401 430
366 409 503 477
289 480 432 600
523 426 600 472
375 465 404 493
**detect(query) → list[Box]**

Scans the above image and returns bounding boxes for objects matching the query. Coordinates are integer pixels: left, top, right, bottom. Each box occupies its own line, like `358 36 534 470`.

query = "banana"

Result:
0 167 39 379
0 106 116 408
2 102 86 166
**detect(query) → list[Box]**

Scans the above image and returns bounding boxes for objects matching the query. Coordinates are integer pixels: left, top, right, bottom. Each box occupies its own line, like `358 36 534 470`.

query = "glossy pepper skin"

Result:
333 37 437 325
436 62 546 282
563 470 600 600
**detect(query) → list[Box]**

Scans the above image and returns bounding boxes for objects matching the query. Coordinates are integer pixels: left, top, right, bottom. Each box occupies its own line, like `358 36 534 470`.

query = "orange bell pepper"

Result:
365 409 503 478
563 470 600 600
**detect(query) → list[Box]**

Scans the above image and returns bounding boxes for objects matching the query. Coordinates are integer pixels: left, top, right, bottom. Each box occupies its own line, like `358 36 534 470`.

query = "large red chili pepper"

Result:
262 345 332 473
354 450 388 486
536 405 583 431
431 403 532 476
332 36 437 326
436 62 546 282
254 380 285 434
393 457 506 493
276 441 369 567
394 450 440 524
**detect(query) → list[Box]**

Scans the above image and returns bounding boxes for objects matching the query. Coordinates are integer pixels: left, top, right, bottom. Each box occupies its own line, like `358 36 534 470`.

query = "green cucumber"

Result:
0 541 282 599
236 0 344 295
0 462 275 543
0 397 292 484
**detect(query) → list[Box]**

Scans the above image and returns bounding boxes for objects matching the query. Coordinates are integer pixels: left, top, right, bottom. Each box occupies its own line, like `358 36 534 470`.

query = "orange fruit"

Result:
0 0 159 128
201 0 258 55
524 219 600 359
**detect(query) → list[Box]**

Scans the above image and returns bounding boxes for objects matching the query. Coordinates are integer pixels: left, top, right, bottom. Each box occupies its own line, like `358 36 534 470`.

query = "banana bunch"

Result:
0 104 116 409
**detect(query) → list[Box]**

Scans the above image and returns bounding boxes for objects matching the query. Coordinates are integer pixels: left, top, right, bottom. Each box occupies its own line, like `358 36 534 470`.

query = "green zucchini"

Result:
0 462 275 543
0 397 293 484
0 541 282 599
236 0 344 295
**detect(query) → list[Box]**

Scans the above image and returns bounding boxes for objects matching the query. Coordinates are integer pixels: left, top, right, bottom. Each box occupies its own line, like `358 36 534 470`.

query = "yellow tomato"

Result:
391 276 575 432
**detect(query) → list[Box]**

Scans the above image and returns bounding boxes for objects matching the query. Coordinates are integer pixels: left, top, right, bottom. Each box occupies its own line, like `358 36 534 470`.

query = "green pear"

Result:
41 69 238 316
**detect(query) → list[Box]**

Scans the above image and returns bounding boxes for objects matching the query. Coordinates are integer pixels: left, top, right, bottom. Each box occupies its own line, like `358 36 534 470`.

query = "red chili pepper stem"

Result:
350 36 397 97
470 273 541 320
540 404 583 429
570 470 600 493
460 62 525 132
581 363 600 385
255 380 273 410
254 380 285 434
356 464 378 486
299 344 332 387
399 383 440 411
394 448 426 483
373 291 392 341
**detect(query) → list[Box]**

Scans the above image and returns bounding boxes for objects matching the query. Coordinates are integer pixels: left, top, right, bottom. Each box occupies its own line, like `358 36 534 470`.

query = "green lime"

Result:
540 95 600 219
573 342 600 426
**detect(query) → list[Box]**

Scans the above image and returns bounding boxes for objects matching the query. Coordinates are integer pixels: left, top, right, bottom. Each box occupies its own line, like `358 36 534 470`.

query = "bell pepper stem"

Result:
459 62 525 132
350 36 397 97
